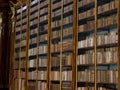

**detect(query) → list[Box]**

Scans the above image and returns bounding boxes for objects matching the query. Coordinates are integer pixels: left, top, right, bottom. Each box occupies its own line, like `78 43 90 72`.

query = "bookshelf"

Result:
10 0 120 90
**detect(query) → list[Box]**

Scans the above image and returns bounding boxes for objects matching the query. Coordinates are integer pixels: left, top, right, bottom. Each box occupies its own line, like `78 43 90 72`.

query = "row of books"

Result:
16 18 27 27
29 48 37 56
78 0 94 8
16 20 22 27
97 48 117 64
40 0 48 8
30 28 38 35
40 7 48 15
63 15 72 25
15 43 20 48
51 56 60 67
39 57 47 67
62 71 72 81
63 0 73 5
97 14 117 28
20 51 26 58
14 70 25 79
28 81 36 90
30 37 37 44
50 84 60 90
40 14 48 22
52 30 61 39
14 79 25 90
97 87 115 90
62 84 72 90
22 18 27 24
63 27 72 38
21 33 26 40
28 70 37 80
97 31 118 45
14 60 19 69
63 3 73 13
38 71 47 80
39 34 47 42
51 43 61 53
52 1 61 10
20 40 26 46
51 71 60 80
62 54 72 66
39 24 48 32
15 33 25 40
78 36 94 48
22 10 27 17
22 24 27 30
38 81 47 90
78 20 94 32
97 70 118 83
28 59 36 68
52 20 61 28
39 45 48 54
15 26 21 32
51 41 72 53
20 59 26 69
52 9 61 17
98 0 117 14
30 10 38 20
77 87 94 90
30 0 37 6
78 8 94 20
78 69 94 82
15 52 19 59
51 27 72 39
30 4 38 14
30 18 38 27
77 51 94 65
62 41 72 51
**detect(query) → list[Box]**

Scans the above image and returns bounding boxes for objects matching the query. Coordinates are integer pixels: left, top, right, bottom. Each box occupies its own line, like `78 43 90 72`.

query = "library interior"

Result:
0 0 120 90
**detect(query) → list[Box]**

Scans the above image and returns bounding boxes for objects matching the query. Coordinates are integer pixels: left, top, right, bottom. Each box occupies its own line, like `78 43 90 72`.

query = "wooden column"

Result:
72 0 77 90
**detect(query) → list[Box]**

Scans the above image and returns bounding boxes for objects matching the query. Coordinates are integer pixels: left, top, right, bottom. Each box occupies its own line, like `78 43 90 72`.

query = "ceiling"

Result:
0 0 16 11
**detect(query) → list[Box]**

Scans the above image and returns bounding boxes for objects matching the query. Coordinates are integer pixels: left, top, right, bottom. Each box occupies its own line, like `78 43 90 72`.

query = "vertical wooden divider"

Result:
9 7 16 90
36 0 40 90
94 0 97 90
25 0 30 90
60 0 63 90
72 0 77 90
18 4 22 90
118 0 120 89
47 0 51 90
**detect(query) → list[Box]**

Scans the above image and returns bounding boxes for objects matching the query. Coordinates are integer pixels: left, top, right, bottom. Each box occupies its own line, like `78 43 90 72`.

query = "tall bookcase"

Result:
10 0 120 90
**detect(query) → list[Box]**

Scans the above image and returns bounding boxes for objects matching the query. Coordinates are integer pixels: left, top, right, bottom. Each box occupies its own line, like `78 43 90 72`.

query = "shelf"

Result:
96 63 117 66
28 79 37 81
77 81 94 84
63 1 73 7
29 43 37 48
97 43 117 49
78 46 94 51
39 53 48 56
77 64 94 67
97 8 117 18
39 30 48 35
39 40 47 44
78 15 94 23
78 2 94 13
97 82 117 85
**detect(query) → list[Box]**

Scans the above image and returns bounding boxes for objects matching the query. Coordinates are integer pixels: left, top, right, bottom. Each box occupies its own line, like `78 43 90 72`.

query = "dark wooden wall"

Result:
0 0 16 89
0 10 11 90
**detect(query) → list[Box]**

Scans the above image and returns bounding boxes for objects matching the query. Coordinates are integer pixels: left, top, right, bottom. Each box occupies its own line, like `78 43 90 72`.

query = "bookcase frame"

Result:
9 0 120 90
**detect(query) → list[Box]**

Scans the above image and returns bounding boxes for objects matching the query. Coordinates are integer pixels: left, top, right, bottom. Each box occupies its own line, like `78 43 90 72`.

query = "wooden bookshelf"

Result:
10 0 120 90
